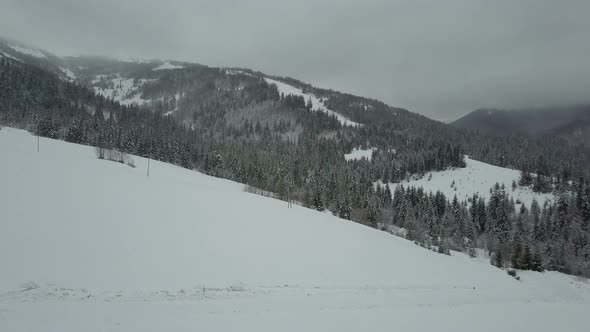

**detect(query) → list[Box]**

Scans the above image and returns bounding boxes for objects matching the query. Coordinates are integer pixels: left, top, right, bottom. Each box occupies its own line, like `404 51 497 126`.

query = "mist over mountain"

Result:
452 105 590 146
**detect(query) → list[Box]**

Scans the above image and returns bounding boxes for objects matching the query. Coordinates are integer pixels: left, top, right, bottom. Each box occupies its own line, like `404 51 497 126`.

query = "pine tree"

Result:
512 241 522 269
494 250 504 268
521 244 532 270
519 170 533 186
531 250 545 272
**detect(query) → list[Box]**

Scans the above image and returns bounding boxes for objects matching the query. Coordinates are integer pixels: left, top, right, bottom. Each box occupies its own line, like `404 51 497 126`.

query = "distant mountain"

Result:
451 106 590 146
3 35 590 181
0 35 414 127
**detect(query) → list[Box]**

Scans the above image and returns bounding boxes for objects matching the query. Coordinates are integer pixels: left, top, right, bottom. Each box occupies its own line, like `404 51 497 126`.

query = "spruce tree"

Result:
521 244 532 270
512 241 522 269
494 250 504 268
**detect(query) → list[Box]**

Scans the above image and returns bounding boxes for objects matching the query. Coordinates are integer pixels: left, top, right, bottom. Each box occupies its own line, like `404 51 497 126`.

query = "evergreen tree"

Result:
511 241 522 269
520 244 532 270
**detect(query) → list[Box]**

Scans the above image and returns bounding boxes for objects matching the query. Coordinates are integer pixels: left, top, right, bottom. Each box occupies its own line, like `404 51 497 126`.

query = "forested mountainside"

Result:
452 106 590 147
1 37 589 276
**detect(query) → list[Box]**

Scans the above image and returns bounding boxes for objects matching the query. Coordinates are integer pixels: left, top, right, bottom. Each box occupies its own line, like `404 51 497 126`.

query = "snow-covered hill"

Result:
153 61 184 70
91 75 156 106
0 128 587 332
5 43 46 58
263 77 361 127
384 156 554 207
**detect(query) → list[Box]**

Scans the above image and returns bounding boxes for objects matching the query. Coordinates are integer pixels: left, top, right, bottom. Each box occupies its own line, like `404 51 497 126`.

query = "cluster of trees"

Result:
386 183 590 276
2 56 590 277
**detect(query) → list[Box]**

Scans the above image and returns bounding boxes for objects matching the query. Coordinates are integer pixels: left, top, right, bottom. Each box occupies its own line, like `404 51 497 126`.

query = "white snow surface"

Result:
384 156 554 207
92 75 155 106
0 51 22 62
7 44 46 58
345 147 376 161
60 67 77 80
153 62 184 70
263 77 361 127
163 93 182 116
0 128 588 332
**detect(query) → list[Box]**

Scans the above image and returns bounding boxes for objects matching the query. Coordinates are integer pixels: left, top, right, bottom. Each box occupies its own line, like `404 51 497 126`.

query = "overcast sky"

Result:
2 0 590 121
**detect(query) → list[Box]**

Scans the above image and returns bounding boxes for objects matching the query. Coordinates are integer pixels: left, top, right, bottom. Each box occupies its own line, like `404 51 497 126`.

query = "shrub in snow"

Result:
437 245 451 256
491 251 504 268
95 147 135 168
507 268 520 280
243 184 277 199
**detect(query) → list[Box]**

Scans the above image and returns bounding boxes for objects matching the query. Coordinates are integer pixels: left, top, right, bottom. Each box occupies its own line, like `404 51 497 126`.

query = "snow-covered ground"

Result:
154 62 184 70
0 128 587 332
0 51 22 62
263 77 362 127
92 75 155 106
345 147 376 161
7 44 46 58
60 67 77 81
163 110 176 116
384 156 554 207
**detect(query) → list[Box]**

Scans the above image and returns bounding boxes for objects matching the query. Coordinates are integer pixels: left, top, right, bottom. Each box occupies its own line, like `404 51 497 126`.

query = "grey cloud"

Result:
1 0 590 121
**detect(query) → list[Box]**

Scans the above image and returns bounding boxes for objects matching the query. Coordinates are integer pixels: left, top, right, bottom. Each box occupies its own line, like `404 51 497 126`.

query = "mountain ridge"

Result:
451 105 590 146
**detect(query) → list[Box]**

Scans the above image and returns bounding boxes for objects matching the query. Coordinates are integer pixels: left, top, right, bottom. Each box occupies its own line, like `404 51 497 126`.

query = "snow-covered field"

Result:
154 61 184 70
385 156 554 207
263 77 361 127
345 147 376 161
60 67 77 81
0 128 588 331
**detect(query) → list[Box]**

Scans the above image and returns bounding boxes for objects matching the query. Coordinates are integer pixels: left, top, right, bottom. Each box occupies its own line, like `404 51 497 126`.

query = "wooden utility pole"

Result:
36 121 39 152
287 179 294 208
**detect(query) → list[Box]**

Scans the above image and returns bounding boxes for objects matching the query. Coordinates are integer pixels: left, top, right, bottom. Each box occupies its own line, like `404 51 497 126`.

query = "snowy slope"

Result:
0 128 587 332
154 62 184 70
60 67 77 81
6 44 46 58
92 75 155 106
384 156 554 207
0 51 22 62
263 77 361 127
